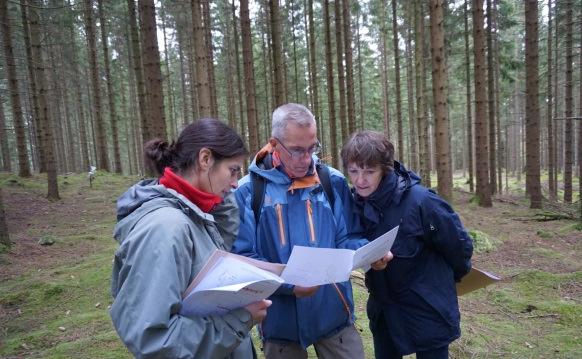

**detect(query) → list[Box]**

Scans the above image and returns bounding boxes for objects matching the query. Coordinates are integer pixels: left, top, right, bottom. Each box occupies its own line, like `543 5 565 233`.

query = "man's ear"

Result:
269 138 277 148
197 148 214 171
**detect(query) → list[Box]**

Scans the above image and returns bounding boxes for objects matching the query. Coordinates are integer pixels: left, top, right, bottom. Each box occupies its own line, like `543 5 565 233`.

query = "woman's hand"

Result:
244 299 272 324
370 251 394 271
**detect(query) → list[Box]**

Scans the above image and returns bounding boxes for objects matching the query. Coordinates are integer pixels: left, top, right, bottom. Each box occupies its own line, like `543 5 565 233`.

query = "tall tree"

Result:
379 0 390 138
324 0 338 167
415 0 430 185
464 0 474 192
406 0 418 170
192 0 212 117
201 0 218 117
138 0 167 140
342 0 356 136
391 0 404 161
240 0 260 153
429 0 452 201
307 0 320 131
127 0 149 146
84 0 109 171
472 0 492 207
269 0 286 107
0 93 10 171
335 0 347 142
1 0 31 177
486 0 497 193
30 0 59 199
563 0 573 203
98 0 122 173
524 0 541 208
546 0 556 201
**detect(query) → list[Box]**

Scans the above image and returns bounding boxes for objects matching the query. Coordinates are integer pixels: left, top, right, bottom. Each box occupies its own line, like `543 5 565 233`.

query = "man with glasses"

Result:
232 103 374 358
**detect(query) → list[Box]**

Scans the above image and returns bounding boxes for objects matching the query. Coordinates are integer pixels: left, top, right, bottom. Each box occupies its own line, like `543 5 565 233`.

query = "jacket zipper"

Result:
306 199 316 243
276 203 286 247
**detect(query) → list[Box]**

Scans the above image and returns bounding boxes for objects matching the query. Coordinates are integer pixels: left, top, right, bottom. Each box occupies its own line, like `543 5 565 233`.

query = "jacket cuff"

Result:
222 308 253 338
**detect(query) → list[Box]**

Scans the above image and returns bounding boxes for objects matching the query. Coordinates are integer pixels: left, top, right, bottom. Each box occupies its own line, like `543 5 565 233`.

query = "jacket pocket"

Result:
306 199 316 244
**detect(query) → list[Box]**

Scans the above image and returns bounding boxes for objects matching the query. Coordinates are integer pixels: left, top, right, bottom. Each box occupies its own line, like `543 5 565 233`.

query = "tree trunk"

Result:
355 6 365 129
429 0 452 201
98 0 122 173
201 0 218 118
232 0 247 146
335 0 347 142
563 0 573 203
84 0 109 171
30 0 59 199
324 0 338 168
343 0 355 136
0 93 10 171
308 0 320 133
240 0 260 153
464 0 474 192
379 0 390 139
127 0 149 148
222 0 236 129
138 0 167 140
472 0 492 207
160 2 177 139
525 0 542 209
415 0 430 184
546 0 555 201
192 0 213 118
0 188 9 248
391 0 403 161
20 1 42 172
290 0 300 102
406 0 418 170
1 0 31 177
486 0 497 194
269 0 286 107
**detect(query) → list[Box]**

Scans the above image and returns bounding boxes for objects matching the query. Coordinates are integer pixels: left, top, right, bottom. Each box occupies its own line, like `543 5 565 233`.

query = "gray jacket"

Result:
110 180 254 359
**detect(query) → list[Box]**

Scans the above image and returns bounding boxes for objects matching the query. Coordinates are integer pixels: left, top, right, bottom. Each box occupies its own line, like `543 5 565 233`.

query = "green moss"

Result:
468 229 496 253
536 229 553 239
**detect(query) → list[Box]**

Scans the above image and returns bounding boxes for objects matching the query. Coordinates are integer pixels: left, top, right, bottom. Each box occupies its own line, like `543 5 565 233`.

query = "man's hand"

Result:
370 251 394 271
293 285 320 298
244 299 272 324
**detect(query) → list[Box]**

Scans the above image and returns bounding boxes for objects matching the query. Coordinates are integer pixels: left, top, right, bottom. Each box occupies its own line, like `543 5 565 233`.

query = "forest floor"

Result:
0 171 580 358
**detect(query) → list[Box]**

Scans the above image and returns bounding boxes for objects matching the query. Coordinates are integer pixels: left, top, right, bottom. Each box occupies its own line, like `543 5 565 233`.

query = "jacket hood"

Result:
114 179 214 244
390 161 421 205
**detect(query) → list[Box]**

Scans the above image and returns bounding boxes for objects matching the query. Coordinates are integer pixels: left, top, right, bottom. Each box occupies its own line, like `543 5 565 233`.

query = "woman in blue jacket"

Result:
341 130 473 359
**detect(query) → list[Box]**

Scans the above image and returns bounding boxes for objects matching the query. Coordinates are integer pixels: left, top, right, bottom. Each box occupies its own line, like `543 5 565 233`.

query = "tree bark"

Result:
308 0 320 136
192 0 213 118
525 0 542 208
138 0 167 140
486 0 497 194
415 0 430 185
464 0 474 192
201 0 218 117
84 0 109 171
324 0 338 168
269 0 286 107
240 0 260 153
379 0 390 139
0 188 10 248
1 0 31 177
472 0 492 207
563 0 573 203
391 0 403 161
0 93 10 171
98 0 122 172
546 0 555 201
335 0 347 142
429 0 452 202
342 0 356 136
406 0 418 170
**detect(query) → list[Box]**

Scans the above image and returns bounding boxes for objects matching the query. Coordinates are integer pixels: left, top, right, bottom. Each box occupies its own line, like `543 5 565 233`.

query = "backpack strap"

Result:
251 171 266 226
316 163 335 210
250 163 335 226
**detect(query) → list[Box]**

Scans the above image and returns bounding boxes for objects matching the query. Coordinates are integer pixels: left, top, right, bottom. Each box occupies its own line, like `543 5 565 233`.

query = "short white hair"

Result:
271 103 316 140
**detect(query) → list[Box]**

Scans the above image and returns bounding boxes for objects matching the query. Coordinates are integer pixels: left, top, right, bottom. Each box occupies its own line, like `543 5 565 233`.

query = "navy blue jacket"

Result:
351 162 473 355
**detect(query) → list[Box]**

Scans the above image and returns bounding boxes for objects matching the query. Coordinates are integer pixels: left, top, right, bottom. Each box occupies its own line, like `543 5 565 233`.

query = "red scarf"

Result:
159 167 222 213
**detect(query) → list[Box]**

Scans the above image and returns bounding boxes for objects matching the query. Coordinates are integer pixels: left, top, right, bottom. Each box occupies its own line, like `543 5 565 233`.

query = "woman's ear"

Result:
197 148 214 171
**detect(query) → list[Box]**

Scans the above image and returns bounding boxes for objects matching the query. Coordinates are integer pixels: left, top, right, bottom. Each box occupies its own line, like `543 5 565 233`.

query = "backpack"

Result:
250 163 335 226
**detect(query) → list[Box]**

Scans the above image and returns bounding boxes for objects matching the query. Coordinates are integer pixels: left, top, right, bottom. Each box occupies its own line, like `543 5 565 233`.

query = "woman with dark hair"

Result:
110 118 271 359
341 130 473 359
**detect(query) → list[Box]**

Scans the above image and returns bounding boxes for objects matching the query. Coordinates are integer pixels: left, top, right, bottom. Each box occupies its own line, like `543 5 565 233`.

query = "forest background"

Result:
0 0 581 358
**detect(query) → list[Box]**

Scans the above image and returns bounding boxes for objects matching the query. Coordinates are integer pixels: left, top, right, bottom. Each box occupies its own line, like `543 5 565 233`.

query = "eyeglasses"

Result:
274 137 322 159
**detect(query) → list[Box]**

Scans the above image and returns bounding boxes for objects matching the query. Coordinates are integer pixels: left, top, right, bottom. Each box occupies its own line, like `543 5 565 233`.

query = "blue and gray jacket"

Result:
232 144 367 348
